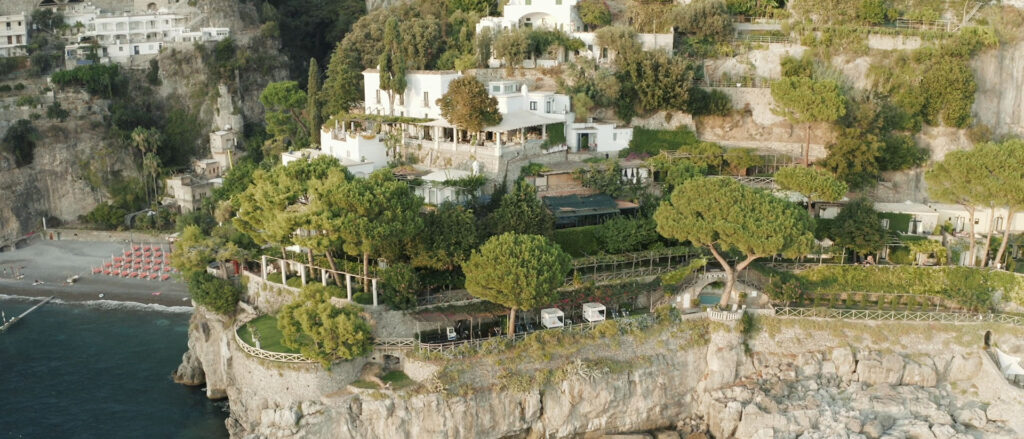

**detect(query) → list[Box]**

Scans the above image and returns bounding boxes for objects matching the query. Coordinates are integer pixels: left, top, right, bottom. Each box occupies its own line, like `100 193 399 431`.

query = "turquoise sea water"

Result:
0 296 229 439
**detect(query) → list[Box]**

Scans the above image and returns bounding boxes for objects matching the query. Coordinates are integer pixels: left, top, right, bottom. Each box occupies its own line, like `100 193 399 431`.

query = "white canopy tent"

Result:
540 308 564 328
583 302 606 323
995 348 1024 378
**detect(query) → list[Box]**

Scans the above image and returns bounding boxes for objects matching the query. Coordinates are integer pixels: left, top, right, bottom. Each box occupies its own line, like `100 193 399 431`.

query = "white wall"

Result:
566 116 632 153
0 14 29 56
320 127 388 169
363 71 459 120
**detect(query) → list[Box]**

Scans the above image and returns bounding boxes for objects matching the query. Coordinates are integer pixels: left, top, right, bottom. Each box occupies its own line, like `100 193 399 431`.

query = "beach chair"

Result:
132 245 141 251
160 274 170 281
93 267 102 274
104 270 112 276
149 273 159 280
164 267 172 272
143 246 151 252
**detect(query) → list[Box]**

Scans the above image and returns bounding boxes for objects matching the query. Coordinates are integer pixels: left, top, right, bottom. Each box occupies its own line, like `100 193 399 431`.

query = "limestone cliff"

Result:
973 41 1024 138
0 0 286 239
178 301 1024 439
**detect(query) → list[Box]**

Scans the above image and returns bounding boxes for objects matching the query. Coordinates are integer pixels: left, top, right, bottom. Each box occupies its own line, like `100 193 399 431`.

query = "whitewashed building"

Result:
363 69 460 119
475 0 673 68
414 169 479 205
476 0 581 33
0 13 29 57
53 2 229 66
281 123 386 178
164 174 211 213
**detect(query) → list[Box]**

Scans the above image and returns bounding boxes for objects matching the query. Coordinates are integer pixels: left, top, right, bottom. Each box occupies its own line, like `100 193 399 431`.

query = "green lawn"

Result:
236 314 300 354
619 127 699 157
350 371 416 390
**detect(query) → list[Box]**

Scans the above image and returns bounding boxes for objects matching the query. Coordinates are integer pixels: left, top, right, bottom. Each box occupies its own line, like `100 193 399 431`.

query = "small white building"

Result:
874 201 940 235
476 0 581 34
540 308 565 328
164 174 212 213
0 13 29 57
929 203 1024 236
475 0 672 68
363 69 460 119
209 127 241 171
319 123 389 177
414 169 479 205
565 115 633 153
582 302 606 322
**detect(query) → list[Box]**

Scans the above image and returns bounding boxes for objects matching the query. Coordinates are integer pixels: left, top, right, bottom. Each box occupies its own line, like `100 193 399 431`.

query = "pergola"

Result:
412 111 562 153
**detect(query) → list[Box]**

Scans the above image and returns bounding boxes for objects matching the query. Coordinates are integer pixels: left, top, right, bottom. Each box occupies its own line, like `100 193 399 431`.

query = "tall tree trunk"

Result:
507 307 517 339
994 208 1016 269
984 207 996 266
965 206 977 267
325 251 343 286
363 251 370 292
707 246 758 309
804 124 811 166
220 259 229 279
306 248 315 282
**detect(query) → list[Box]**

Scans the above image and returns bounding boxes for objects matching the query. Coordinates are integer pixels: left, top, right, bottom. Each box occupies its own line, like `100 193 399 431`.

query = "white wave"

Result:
70 299 193 314
0 294 193 313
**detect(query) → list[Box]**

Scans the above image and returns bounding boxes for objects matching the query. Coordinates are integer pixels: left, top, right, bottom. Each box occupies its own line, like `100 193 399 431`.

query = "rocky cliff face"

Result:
0 110 135 238
973 41 1024 138
178 305 1024 439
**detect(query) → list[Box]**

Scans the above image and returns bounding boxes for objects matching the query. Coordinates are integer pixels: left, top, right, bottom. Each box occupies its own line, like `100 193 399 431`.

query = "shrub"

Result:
46 101 69 121
596 216 658 254
83 202 127 229
187 271 242 315
381 263 420 310
552 226 601 257
278 285 373 367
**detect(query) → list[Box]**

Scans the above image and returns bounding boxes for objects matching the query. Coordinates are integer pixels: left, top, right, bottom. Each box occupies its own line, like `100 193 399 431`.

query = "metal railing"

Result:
730 34 791 44
774 307 1024 326
416 290 477 308
233 325 316 364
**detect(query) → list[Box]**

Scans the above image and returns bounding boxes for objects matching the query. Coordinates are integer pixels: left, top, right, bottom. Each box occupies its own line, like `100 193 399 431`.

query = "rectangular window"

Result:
880 218 890 230
492 85 500 93
613 133 618 141
530 101 537 111
525 0 531 4
556 0 562 4
423 91 429 107
376 89 380 104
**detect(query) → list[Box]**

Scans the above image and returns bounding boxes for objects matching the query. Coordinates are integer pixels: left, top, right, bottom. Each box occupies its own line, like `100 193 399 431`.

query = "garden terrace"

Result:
567 246 706 285
757 263 1024 311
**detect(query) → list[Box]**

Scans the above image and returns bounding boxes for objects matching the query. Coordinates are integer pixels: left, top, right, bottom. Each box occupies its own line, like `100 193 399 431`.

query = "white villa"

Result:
363 70 632 162
475 0 673 67
875 202 940 235
44 1 229 66
0 13 29 57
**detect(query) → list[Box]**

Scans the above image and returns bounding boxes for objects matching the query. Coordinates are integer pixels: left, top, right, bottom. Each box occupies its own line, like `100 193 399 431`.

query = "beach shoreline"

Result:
0 239 191 307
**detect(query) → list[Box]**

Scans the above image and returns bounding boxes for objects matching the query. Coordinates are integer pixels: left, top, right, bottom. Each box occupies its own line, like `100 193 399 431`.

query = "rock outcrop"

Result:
178 303 1024 439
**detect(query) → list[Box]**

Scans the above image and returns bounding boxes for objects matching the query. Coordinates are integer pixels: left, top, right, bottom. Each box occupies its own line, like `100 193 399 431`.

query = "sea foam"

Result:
0 294 193 314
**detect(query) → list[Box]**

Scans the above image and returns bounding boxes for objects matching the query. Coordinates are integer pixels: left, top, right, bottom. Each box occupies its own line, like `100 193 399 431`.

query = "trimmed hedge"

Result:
755 264 1024 311
552 226 601 257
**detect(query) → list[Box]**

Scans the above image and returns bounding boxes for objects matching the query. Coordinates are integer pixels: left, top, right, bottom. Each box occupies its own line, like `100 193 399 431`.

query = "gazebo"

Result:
583 302 606 322
540 308 565 328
